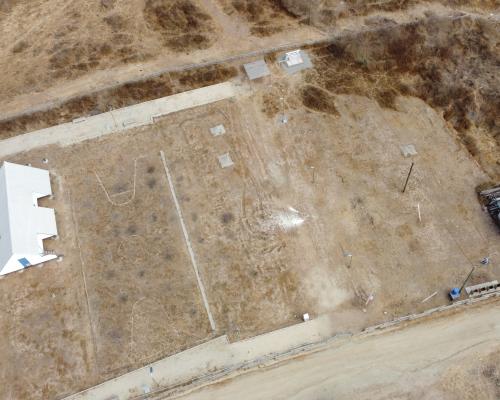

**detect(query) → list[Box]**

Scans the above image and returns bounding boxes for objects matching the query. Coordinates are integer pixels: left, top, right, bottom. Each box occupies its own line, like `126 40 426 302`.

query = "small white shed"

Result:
0 162 58 275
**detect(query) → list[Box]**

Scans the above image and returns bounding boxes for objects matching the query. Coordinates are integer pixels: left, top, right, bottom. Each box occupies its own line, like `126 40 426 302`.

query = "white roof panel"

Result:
285 50 304 66
0 162 58 275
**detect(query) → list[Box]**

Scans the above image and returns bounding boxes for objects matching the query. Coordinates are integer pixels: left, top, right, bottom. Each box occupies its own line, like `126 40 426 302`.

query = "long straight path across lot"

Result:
172 300 500 400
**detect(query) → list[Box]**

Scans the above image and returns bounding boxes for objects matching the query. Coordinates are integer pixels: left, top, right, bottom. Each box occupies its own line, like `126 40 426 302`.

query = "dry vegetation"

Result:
144 0 215 51
219 0 297 36
281 0 499 26
301 15 500 180
300 85 339 115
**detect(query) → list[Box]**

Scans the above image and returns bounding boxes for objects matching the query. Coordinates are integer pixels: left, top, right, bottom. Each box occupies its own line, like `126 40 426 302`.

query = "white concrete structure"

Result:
279 50 313 75
218 153 234 168
210 124 226 137
284 50 304 66
0 162 57 275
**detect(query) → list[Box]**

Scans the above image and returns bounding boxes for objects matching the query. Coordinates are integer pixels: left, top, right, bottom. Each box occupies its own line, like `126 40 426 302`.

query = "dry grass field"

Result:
1 50 499 397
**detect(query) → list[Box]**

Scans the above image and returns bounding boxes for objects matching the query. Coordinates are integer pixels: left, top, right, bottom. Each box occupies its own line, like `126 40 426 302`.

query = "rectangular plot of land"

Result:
66 141 211 373
0 131 214 384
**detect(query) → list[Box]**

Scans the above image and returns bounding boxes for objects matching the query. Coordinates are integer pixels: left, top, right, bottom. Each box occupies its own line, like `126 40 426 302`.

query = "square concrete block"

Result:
210 124 226 136
400 144 417 157
218 153 234 168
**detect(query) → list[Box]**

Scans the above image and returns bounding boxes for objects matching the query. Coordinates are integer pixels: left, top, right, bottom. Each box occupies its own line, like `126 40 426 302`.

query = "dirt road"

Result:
171 300 500 400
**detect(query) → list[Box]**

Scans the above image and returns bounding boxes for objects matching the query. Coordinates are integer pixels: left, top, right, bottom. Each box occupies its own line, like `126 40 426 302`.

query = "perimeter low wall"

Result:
0 82 237 159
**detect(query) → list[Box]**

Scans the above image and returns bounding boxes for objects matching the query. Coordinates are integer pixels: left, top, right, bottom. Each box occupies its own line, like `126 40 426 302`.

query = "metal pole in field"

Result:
459 266 476 294
402 162 415 193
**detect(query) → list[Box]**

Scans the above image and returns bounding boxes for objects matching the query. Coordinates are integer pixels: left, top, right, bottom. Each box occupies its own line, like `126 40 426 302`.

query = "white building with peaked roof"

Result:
0 162 58 275
284 50 304 67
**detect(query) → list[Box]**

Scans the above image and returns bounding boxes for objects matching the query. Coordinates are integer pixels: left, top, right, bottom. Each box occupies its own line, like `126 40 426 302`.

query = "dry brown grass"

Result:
144 0 215 51
300 85 339 115
0 0 222 99
306 16 500 178
281 0 499 27
171 64 238 90
222 0 297 37
261 92 281 118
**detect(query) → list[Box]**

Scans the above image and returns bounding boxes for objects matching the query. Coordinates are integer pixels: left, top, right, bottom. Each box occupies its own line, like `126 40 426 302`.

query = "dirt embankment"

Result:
299 15 500 180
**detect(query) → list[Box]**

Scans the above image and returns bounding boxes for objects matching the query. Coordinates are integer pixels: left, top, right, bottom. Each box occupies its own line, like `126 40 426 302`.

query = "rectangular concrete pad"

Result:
243 59 271 80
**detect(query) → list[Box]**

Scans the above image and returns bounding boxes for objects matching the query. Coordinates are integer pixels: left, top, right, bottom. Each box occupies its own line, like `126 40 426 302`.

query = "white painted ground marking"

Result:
421 291 438 303
160 151 216 331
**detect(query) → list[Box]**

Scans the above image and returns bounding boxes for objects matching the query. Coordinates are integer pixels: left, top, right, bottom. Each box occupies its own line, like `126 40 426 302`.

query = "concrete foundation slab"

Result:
210 124 226 136
218 153 234 168
243 60 271 80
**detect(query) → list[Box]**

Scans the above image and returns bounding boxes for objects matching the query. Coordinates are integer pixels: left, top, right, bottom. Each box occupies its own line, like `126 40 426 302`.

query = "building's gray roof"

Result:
244 59 271 80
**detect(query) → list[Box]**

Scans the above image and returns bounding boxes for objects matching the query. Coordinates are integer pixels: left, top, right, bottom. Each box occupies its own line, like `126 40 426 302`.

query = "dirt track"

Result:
172 299 500 400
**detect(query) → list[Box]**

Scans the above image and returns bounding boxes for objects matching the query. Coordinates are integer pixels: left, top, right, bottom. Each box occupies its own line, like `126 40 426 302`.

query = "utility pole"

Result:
402 162 415 193
450 265 478 300
459 266 476 293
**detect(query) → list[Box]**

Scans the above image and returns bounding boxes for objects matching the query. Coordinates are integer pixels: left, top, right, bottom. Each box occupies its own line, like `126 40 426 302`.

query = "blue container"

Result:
449 287 461 301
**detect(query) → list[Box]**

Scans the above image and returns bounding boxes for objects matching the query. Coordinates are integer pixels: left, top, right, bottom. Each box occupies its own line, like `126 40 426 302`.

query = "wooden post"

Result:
402 162 415 193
